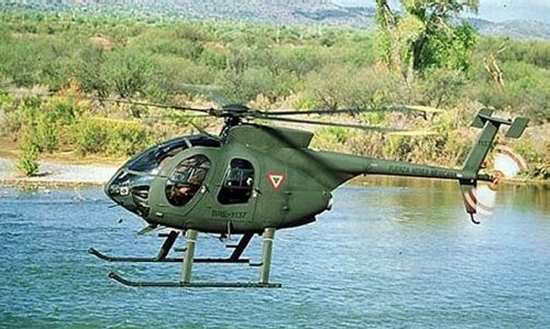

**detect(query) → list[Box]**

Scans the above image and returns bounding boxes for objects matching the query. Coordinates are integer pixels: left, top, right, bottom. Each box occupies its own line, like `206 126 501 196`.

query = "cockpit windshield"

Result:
127 137 188 174
126 135 220 175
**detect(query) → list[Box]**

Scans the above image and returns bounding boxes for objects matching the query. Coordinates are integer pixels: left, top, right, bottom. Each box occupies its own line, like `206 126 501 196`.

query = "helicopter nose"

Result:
105 169 152 218
105 169 128 200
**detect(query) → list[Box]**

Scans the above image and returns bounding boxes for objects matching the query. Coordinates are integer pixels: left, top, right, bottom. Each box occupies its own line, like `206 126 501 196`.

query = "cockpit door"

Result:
202 156 259 230
148 151 214 226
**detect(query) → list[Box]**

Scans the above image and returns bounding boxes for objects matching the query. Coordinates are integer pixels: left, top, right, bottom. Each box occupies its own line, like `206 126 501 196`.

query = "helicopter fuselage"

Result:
105 124 334 234
104 115 509 235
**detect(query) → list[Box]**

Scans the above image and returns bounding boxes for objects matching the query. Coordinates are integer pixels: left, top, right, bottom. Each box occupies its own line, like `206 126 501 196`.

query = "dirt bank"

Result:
0 157 118 187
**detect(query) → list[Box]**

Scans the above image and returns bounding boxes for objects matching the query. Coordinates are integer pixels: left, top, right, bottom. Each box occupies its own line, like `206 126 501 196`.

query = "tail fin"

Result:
459 109 528 223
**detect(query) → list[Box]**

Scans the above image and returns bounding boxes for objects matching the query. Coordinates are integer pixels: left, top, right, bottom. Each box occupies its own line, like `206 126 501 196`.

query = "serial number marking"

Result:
211 210 248 220
386 165 442 177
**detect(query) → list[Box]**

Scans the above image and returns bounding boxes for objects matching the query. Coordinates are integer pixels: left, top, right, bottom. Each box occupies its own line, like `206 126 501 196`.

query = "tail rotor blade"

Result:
493 146 528 179
462 146 527 223
471 184 497 216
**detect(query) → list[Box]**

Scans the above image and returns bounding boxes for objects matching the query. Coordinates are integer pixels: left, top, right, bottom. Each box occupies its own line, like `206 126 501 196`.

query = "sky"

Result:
333 0 550 22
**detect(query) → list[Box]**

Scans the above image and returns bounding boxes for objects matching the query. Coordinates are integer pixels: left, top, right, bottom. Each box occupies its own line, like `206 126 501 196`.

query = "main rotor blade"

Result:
92 98 214 114
188 121 223 142
176 83 230 105
261 108 377 116
402 105 444 113
178 83 224 93
251 116 408 133
261 105 444 116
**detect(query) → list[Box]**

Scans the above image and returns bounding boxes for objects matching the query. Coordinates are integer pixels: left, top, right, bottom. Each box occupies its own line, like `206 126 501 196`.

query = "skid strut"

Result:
89 231 252 264
103 228 281 288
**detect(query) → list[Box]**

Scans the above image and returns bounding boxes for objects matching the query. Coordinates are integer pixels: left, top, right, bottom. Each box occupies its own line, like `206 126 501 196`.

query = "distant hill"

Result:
0 0 376 27
2 0 549 40
468 18 550 41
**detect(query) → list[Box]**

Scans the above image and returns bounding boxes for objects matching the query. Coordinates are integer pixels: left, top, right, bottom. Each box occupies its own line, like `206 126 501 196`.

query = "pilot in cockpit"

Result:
166 155 211 206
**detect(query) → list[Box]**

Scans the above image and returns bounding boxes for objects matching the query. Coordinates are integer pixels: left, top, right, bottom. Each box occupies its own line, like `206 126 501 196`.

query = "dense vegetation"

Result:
0 10 548 179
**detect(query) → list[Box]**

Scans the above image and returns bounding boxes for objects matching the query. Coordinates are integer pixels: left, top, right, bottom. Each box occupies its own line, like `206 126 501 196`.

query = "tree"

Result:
103 48 155 98
375 0 479 81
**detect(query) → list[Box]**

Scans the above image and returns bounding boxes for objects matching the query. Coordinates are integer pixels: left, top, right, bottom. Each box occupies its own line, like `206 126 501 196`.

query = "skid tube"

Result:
108 272 281 288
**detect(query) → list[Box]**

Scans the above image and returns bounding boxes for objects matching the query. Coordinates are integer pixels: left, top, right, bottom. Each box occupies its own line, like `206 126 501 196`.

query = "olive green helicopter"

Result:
88 94 529 288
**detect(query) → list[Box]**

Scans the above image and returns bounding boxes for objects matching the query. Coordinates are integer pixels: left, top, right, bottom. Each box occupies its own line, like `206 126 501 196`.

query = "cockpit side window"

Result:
218 159 254 205
165 155 211 207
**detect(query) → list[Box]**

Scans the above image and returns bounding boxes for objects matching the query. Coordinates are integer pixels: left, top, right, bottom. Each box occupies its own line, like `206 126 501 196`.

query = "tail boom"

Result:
307 109 527 223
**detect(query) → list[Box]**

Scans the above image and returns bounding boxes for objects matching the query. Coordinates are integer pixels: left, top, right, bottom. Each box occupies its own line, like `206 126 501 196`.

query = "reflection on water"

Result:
0 178 549 329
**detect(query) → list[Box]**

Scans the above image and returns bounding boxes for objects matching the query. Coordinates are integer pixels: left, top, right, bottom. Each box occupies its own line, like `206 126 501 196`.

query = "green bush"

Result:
103 48 156 98
153 56 216 91
73 117 109 154
199 47 228 70
34 115 60 153
302 65 402 110
10 95 87 152
221 67 277 103
74 46 109 96
420 69 467 107
73 116 153 156
514 139 550 180
269 46 324 77
17 131 40 176
1 97 43 140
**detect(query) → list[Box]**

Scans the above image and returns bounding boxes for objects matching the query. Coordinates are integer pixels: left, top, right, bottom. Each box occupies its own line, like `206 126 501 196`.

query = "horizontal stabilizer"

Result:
506 117 529 138
471 108 529 139
471 108 494 128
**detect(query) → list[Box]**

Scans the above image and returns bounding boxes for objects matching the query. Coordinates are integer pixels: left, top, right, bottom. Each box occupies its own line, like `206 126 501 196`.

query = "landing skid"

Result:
108 272 281 288
90 230 252 264
91 229 280 288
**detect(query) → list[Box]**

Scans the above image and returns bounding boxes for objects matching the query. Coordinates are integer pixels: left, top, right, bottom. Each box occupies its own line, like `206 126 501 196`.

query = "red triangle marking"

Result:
267 173 285 190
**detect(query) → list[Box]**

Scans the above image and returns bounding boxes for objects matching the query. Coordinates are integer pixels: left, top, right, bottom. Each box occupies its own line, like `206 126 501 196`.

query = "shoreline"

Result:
0 179 104 188
0 156 118 188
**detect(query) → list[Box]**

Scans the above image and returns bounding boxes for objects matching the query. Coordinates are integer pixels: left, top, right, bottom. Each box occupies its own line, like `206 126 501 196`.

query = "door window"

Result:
218 159 254 204
165 155 211 206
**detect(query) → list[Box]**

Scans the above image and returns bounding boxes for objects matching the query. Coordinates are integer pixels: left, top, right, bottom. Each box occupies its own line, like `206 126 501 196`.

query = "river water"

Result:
0 178 549 328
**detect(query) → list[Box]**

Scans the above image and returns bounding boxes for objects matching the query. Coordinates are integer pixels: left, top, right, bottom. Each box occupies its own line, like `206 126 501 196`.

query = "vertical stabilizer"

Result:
459 109 528 223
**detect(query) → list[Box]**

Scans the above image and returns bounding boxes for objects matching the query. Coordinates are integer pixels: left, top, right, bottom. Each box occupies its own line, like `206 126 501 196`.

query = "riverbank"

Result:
0 135 121 187
0 156 118 187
